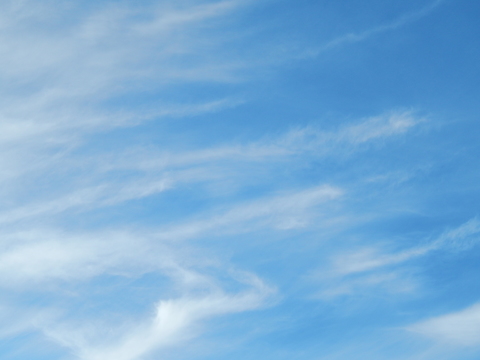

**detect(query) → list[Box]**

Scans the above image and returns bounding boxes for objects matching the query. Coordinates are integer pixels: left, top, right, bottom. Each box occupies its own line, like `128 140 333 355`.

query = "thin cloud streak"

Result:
0 185 341 288
311 218 480 299
0 1 467 359
408 302 480 347
304 0 445 57
332 217 480 277
0 110 418 226
63 280 272 360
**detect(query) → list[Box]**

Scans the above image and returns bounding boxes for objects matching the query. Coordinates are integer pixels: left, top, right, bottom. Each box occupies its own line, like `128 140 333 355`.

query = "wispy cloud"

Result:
0 1 258 209
157 184 343 239
0 105 416 356
0 223 274 359
0 0 249 153
408 302 480 347
41 274 273 360
0 184 341 289
332 218 480 276
0 180 339 356
0 1 463 359
305 0 444 56
0 110 419 227
316 270 418 299
311 218 480 299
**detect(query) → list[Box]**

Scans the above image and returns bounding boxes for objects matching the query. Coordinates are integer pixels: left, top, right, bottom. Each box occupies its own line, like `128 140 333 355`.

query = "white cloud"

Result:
0 0 258 208
0 110 419 228
0 222 274 359
434 217 480 251
154 184 343 242
0 230 154 286
338 111 420 144
0 185 341 288
311 217 480 299
314 270 418 300
304 0 445 56
408 302 480 346
330 246 431 277
38 272 273 360
329 217 480 277
0 0 251 159
278 111 421 155
0 2 446 359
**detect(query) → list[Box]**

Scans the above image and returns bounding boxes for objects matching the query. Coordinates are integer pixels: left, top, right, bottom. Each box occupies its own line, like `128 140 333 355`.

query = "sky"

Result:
0 0 480 359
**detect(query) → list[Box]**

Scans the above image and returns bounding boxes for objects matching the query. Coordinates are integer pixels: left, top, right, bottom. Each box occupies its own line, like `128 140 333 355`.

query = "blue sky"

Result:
0 0 480 359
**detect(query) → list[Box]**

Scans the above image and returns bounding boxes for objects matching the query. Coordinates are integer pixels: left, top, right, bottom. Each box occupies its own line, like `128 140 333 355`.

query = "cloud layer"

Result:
1 1 479 360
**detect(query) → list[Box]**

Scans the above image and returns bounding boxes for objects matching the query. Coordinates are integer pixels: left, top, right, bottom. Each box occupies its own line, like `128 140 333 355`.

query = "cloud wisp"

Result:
0 1 469 360
41 273 273 360
304 0 445 57
0 108 421 358
408 302 480 347
312 218 480 299
0 110 420 223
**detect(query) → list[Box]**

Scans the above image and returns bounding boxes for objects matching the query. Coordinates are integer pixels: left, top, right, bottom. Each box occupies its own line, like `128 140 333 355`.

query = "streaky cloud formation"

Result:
330 217 480 277
304 0 445 56
43 273 273 360
1 1 479 360
311 218 480 299
0 110 413 225
409 302 480 346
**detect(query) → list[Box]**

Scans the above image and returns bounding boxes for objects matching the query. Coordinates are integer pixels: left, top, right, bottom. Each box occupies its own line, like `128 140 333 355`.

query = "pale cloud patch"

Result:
304 0 445 57
0 223 274 359
0 110 419 227
0 230 157 286
0 185 341 288
434 217 480 251
329 217 480 277
315 270 418 300
155 184 344 242
38 273 273 360
408 303 480 347
0 0 251 159
330 246 431 277
0 2 450 359
278 110 422 155
310 217 480 299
